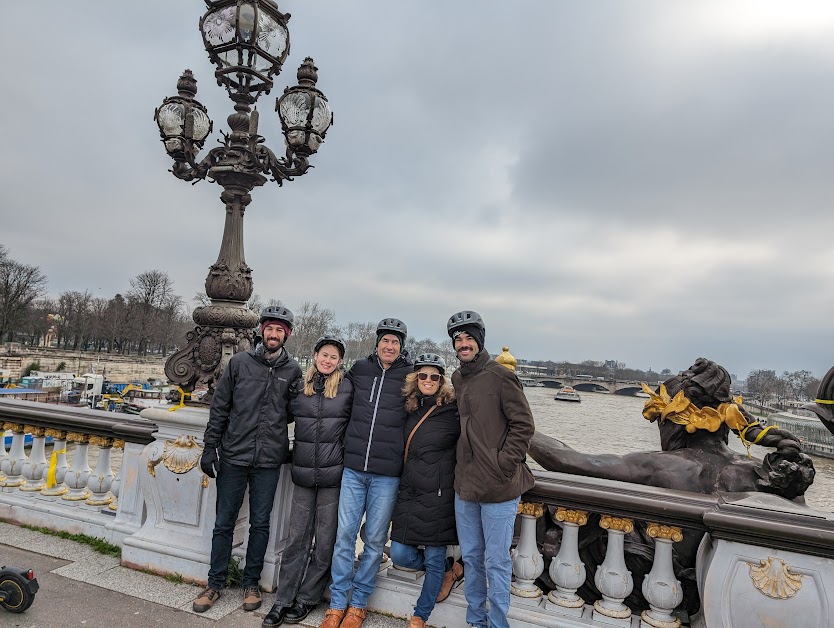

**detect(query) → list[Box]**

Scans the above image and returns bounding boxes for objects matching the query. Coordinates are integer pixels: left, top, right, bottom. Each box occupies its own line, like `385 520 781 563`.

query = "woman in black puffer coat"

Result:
390 353 463 628
264 337 353 627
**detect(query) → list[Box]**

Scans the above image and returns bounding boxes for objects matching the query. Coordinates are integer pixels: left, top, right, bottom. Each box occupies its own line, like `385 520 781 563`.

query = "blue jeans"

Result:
455 494 520 628
329 467 399 610
390 541 447 621
207 461 281 590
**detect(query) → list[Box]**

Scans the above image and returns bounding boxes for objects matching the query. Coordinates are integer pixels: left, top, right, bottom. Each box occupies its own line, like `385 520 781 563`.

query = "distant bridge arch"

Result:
531 376 650 397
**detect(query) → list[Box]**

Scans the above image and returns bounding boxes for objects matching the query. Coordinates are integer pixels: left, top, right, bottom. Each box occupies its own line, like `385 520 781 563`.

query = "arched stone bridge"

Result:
524 375 650 396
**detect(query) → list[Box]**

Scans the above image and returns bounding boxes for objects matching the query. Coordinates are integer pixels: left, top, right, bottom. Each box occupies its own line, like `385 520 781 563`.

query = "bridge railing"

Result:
2 398 833 627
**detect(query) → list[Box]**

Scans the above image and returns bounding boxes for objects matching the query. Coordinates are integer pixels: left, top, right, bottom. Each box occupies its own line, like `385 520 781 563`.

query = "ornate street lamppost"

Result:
155 0 333 402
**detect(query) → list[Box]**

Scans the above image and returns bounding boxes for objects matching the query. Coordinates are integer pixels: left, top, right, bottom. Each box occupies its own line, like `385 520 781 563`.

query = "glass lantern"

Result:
200 0 291 102
277 58 333 156
154 70 213 160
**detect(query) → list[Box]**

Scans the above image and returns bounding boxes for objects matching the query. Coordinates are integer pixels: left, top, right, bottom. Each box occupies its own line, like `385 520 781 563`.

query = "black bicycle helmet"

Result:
414 353 446 375
314 335 346 358
376 317 407 343
447 310 484 337
260 305 294 329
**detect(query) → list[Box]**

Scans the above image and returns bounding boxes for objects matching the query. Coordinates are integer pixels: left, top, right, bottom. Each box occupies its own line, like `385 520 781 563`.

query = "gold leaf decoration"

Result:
517 502 545 517
748 557 803 599
554 508 589 526
600 515 634 533
646 523 684 542
148 435 203 475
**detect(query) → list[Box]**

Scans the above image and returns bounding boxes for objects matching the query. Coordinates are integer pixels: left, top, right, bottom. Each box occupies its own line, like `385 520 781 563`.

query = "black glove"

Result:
200 447 219 478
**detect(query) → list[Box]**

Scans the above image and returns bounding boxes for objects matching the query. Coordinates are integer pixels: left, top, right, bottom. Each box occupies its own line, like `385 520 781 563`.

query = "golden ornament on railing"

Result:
554 508 589 526
23 426 46 437
495 346 517 372
646 523 683 542
748 557 803 599
517 502 544 517
148 434 203 476
599 515 634 534
641 383 748 434
113 439 125 449
89 435 113 448
66 432 90 444
45 429 67 440
3 422 24 433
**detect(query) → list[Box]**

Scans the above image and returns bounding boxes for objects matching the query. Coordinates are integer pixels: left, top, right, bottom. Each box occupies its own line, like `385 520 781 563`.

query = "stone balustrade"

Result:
2 398 834 627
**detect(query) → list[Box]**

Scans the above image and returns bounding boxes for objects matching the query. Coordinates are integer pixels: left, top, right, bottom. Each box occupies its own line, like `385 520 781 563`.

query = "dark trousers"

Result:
207 460 281 590
275 484 340 606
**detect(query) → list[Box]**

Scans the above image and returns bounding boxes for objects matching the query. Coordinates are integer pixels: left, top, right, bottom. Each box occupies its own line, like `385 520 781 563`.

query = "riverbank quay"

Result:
0 523 407 628
3 397 834 626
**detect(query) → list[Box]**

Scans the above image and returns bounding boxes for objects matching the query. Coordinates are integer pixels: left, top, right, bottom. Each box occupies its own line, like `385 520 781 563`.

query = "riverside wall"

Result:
0 346 166 383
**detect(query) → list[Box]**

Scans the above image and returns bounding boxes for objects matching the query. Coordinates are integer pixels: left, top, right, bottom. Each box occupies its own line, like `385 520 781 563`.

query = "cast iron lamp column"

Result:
154 0 333 402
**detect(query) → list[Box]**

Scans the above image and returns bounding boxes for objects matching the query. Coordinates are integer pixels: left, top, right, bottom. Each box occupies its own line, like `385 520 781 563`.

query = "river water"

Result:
524 386 834 513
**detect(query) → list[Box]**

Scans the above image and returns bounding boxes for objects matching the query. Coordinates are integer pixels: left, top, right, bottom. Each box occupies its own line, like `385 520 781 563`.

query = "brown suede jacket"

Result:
452 349 536 503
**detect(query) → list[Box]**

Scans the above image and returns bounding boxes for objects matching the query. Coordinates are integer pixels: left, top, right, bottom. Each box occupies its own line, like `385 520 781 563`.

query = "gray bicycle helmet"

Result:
376 317 407 344
414 353 446 375
447 310 484 337
314 335 346 358
260 305 294 329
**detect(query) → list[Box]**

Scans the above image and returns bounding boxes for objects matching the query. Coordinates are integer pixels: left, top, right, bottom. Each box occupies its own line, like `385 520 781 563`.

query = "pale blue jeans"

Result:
454 494 520 628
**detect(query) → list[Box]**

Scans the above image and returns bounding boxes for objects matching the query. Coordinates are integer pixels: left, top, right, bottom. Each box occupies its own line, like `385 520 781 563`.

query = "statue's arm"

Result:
805 402 834 437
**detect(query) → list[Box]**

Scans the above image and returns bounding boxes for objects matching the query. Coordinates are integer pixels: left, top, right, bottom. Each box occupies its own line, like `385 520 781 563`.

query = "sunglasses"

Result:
417 372 441 382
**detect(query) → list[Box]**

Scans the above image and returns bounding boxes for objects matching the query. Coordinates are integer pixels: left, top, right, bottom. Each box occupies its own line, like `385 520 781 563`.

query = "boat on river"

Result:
554 386 581 402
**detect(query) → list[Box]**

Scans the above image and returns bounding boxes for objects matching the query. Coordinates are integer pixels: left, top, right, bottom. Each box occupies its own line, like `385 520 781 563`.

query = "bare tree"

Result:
746 369 781 408
287 301 336 366
339 321 377 368
782 370 817 402
0 245 48 343
127 270 176 355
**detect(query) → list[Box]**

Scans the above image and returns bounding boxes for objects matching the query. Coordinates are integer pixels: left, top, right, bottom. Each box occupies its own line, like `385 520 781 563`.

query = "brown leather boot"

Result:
319 608 346 628
340 606 367 628
436 560 464 602
407 616 427 628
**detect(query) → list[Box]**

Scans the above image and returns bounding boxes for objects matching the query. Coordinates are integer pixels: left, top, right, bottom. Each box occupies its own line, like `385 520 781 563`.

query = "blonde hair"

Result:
303 365 344 399
402 370 455 412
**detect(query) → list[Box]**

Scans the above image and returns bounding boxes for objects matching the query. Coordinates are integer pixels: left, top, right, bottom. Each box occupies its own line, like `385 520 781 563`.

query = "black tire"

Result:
0 574 35 613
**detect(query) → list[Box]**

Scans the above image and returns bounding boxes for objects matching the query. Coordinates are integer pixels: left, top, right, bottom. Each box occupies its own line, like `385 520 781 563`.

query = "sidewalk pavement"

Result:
0 522 409 628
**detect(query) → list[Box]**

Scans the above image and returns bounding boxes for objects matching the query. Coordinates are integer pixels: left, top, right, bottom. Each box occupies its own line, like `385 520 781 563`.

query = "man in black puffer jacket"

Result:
194 306 301 615
321 318 412 628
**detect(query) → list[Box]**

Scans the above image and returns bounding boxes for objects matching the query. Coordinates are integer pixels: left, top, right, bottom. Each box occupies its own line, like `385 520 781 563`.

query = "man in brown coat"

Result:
447 310 535 628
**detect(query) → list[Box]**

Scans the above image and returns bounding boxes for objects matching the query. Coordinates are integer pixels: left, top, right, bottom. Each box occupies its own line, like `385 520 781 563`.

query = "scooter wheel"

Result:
0 574 34 613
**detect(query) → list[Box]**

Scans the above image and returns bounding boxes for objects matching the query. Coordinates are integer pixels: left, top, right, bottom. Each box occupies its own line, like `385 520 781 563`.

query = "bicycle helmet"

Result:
376 317 407 344
260 305 294 330
314 335 346 358
447 310 484 337
414 353 446 375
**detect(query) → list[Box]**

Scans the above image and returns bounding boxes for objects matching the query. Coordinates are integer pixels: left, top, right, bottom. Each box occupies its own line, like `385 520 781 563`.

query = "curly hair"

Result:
402 371 455 412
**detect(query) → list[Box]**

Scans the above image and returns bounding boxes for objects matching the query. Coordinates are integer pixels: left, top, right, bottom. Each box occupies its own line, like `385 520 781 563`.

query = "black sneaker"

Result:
285 601 316 624
262 603 290 627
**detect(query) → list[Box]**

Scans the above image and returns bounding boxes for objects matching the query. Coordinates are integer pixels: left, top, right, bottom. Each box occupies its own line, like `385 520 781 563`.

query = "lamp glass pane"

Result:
203 6 236 46
191 109 211 141
238 3 256 42
311 98 331 134
257 12 288 60
280 92 310 127
158 103 185 136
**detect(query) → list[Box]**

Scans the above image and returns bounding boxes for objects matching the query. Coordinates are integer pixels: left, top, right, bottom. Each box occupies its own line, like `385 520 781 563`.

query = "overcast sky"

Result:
2 1 833 378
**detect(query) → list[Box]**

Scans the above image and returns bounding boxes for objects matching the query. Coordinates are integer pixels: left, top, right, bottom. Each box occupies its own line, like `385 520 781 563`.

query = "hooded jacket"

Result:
289 371 354 488
204 345 302 468
452 349 536 503
391 394 460 547
343 351 413 477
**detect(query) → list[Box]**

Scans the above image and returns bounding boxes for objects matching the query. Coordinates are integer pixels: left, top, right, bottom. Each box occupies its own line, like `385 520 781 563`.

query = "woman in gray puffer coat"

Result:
264 336 353 627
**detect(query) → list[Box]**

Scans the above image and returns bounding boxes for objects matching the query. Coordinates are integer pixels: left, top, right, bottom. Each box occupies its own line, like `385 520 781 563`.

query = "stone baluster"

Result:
592 515 635 625
40 430 69 496
547 508 588 615
0 425 8 483
108 439 125 511
86 436 115 506
641 523 684 628
20 426 48 492
511 502 545 602
0 423 27 488
63 432 92 501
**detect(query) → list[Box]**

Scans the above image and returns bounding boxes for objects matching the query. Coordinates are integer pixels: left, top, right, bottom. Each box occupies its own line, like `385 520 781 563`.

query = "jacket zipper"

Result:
314 391 322 486
257 366 273 463
363 370 386 471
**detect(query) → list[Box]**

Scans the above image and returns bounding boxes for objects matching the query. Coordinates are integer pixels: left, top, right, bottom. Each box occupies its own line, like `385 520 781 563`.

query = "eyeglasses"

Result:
417 372 441 382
